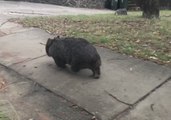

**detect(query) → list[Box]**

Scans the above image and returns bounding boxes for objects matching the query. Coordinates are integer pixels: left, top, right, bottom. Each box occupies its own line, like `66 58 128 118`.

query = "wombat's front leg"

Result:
53 57 66 68
71 61 80 72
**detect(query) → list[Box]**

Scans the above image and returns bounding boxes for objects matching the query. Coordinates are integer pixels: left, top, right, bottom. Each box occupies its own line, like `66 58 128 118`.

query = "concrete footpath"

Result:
0 1 171 120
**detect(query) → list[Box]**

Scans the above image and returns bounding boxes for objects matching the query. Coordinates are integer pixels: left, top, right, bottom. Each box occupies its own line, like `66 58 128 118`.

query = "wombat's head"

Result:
93 58 101 79
46 38 55 56
46 36 60 56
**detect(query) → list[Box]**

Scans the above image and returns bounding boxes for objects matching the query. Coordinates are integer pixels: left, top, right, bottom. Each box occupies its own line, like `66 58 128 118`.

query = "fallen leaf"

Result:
130 68 133 71
149 56 158 60
0 76 7 91
38 113 51 120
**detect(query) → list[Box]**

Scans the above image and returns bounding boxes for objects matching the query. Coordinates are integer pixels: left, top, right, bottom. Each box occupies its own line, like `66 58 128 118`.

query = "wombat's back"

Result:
68 38 101 64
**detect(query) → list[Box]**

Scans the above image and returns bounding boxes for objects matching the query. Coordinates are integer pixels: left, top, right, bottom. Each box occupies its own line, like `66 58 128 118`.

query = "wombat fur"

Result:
46 36 101 79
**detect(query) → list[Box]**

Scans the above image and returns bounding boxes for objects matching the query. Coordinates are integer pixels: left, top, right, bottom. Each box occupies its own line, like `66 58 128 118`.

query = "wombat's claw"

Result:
94 76 100 79
89 74 99 79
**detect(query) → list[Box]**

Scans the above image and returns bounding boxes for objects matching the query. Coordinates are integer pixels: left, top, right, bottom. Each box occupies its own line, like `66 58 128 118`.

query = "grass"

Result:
12 10 171 66
0 111 10 120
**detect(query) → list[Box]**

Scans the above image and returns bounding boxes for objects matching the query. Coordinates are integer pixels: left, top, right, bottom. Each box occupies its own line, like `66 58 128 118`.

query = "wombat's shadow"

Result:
47 62 96 80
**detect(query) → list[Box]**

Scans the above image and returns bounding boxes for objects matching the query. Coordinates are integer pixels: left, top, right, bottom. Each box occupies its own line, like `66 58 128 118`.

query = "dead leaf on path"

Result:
136 39 140 43
0 75 7 92
149 56 158 60
130 67 133 71
38 113 51 120
91 112 102 120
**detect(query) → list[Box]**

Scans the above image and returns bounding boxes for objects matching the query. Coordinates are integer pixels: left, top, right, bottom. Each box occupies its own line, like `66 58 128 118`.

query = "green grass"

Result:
0 111 10 120
12 10 171 66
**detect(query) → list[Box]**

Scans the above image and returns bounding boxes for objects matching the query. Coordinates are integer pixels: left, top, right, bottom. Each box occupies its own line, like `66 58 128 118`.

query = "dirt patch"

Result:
0 31 6 37
0 52 15 58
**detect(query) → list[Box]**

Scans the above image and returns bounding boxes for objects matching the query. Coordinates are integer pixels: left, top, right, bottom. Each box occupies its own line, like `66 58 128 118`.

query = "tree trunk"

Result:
134 0 160 18
142 0 160 18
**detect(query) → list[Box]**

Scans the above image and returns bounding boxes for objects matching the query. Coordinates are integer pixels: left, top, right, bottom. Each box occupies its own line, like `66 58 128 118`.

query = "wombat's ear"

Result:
54 36 60 40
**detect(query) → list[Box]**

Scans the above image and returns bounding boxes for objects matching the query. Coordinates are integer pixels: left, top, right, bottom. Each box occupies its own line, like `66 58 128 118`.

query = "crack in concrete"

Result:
110 76 171 120
0 63 94 117
0 27 36 37
9 11 47 15
133 76 171 106
9 55 46 67
104 90 133 107
0 20 9 28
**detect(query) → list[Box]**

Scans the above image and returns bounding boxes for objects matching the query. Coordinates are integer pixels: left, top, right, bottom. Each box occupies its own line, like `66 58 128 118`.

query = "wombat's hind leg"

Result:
92 67 100 79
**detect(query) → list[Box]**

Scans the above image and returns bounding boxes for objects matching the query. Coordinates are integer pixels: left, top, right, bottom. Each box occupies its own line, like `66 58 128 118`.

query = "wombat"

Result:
46 36 101 79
